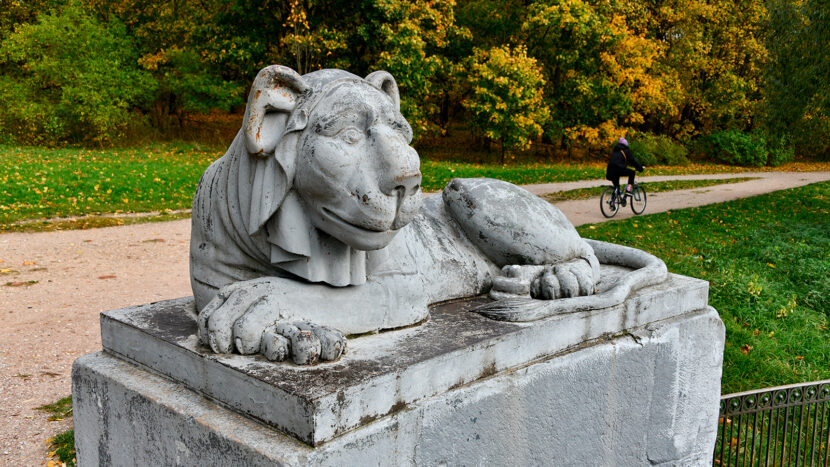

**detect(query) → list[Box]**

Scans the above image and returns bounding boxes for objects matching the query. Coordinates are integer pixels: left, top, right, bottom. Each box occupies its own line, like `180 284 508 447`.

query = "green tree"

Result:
368 0 468 137
90 0 244 127
0 2 155 144
765 0 830 159
463 45 549 162
0 0 64 39
281 0 350 75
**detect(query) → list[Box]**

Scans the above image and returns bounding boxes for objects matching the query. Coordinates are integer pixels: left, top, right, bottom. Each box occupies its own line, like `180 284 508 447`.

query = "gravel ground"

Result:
1 170 828 465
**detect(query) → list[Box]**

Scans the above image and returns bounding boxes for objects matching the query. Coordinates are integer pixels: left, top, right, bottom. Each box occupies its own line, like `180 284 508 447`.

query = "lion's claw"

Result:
263 322 346 364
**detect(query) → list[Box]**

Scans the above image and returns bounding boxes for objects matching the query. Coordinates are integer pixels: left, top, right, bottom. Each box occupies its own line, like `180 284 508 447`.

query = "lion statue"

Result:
190 65 604 365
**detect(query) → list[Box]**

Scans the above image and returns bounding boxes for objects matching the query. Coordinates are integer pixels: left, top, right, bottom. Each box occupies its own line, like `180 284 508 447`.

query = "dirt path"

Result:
1 170 828 465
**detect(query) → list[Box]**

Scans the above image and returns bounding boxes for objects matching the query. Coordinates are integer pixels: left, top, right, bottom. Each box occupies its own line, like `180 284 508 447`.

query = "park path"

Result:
0 170 828 465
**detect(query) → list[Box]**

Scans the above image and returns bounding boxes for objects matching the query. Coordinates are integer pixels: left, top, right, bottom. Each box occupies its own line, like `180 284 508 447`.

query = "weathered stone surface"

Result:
101 265 709 446
76 304 724 466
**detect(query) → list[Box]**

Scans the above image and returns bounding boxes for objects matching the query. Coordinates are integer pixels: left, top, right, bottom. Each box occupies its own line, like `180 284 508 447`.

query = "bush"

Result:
766 135 796 166
0 2 155 145
628 133 690 166
700 130 768 166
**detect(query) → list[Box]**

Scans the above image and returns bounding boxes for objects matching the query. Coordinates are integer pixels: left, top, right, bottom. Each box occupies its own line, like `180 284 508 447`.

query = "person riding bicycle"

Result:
606 137 644 195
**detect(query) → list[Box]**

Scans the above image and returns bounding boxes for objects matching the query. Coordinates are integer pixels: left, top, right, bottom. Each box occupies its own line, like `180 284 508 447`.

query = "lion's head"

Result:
243 66 422 252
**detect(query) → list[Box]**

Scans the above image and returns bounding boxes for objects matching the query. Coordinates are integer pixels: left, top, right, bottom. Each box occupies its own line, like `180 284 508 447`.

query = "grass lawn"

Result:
578 182 830 394
3 143 829 232
0 143 221 230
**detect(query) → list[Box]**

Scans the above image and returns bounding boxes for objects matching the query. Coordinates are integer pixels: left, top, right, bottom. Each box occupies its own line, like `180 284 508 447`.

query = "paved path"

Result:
0 170 828 464
523 171 830 226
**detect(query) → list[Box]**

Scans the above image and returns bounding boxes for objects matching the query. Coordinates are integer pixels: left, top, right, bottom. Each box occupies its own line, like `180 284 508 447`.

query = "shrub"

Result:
628 133 690 166
0 2 155 145
700 130 768 166
766 134 796 166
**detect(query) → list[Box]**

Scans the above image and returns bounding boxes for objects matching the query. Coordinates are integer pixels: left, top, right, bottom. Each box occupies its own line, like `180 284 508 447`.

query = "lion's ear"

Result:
243 65 310 156
365 71 400 110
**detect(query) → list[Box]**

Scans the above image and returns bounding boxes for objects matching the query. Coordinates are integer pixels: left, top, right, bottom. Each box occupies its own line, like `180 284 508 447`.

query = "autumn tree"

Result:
463 45 548 162
618 0 767 137
520 0 634 149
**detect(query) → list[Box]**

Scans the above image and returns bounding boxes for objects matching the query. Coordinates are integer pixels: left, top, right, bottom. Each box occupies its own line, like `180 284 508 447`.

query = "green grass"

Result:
38 396 75 466
578 182 830 393
0 143 221 229
47 429 75 466
37 396 73 421
543 177 759 201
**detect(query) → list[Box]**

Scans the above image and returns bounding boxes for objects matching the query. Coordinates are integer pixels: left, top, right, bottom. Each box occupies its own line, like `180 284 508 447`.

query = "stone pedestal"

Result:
73 269 724 466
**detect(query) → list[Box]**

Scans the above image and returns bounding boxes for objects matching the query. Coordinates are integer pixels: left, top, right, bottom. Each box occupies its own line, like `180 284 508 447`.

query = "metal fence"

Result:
714 379 830 466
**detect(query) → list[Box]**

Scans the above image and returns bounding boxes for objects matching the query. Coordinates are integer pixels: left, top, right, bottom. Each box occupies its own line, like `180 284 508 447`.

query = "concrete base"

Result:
74 305 724 466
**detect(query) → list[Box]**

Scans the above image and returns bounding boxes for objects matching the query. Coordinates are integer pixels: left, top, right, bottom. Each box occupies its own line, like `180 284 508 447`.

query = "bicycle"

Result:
600 182 647 218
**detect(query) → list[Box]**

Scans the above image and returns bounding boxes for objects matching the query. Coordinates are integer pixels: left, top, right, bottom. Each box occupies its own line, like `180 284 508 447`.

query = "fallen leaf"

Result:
22 261 36 266
5 280 38 287
0 268 17 275
795 356 804 360
142 238 165 243
767 263 776 268
98 275 117 280
740 344 753 355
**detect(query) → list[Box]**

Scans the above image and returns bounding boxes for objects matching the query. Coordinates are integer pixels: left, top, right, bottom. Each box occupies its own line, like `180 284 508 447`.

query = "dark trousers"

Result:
606 166 636 189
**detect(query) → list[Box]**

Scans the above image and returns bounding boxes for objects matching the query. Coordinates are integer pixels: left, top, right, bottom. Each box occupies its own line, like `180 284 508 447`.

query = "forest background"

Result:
1 0 828 166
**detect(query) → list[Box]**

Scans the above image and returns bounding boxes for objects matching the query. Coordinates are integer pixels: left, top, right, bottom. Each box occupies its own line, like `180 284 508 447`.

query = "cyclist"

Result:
606 137 644 196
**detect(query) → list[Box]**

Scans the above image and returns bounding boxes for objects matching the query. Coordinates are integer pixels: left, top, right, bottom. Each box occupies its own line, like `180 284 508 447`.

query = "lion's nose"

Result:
376 130 421 198
386 168 421 197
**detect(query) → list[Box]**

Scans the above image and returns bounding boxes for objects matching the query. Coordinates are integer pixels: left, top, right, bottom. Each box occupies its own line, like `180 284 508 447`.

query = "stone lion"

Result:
190 65 604 365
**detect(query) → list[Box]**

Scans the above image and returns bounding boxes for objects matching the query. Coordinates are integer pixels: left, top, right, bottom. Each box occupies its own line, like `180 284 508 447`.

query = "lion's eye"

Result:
340 127 363 145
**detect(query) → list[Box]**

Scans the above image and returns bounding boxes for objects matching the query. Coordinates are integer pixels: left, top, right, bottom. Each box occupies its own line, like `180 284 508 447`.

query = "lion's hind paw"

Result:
489 258 597 301
531 259 596 300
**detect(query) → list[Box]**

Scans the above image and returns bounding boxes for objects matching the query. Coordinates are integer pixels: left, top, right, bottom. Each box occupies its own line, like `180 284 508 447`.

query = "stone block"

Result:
74 304 724 466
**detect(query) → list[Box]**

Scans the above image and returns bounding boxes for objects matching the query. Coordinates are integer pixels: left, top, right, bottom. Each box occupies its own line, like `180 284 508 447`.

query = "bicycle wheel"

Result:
630 184 647 214
600 187 619 218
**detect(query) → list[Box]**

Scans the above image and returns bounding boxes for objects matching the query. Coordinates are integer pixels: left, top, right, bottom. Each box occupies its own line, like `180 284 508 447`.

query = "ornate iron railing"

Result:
714 379 830 466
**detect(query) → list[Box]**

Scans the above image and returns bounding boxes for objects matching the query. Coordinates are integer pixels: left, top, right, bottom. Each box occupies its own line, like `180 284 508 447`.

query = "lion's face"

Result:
293 83 423 251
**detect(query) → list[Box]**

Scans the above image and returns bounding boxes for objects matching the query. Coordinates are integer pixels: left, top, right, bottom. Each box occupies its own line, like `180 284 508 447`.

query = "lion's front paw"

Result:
197 281 346 365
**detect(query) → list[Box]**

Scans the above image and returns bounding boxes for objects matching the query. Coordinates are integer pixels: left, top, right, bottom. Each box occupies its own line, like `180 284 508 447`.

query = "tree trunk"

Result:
500 138 506 164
